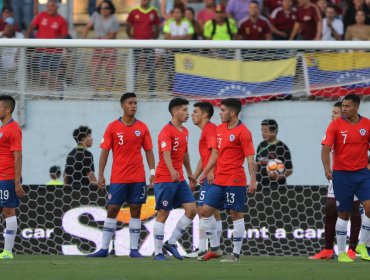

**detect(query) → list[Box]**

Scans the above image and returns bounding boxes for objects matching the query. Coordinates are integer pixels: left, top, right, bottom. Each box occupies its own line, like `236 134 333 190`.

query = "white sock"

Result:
4 216 17 253
154 221 165 255
203 216 219 249
198 218 207 252
101 217 116 250
216 219 223 243
232 218 245 256
359 214 370 245
168 215 192 245
336 217 348 254
129 218 141 250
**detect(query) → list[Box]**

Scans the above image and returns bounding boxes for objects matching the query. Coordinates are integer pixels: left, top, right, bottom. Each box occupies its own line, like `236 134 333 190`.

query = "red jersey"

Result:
238 17 271 40
214 121 255 186
322 116 370 171
270 7 297 32
127 6 160 39
199 122 217 171
295 4 321 40
264 0 283 13
155 122 188 183
100 118 153 183
0 120 22 180
32 12 68 39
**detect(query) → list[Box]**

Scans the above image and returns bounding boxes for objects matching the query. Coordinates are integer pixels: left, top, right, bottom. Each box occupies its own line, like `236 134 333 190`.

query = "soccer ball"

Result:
266 159 285 174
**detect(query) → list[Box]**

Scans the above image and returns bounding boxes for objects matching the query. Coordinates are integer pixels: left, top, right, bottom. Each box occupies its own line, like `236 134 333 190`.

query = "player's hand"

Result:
248 179 257 194
15 181 25 198
149 175 155 188
207 172 214 185
188 174 197 191
198 173 205 184
97 176 106 189
325 168 333 180
170 168 180 182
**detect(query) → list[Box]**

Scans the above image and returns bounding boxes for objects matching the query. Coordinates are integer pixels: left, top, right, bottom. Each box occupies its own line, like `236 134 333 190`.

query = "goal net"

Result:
0 40 369 256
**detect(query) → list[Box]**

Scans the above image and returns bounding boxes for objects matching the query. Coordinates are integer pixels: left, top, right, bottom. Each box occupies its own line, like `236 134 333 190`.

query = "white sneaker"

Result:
184 248 206 259
220 254 240 263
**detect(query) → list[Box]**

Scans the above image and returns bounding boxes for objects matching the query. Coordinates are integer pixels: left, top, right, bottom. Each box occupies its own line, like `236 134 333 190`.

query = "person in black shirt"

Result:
256 119 293 189
64 126 97 188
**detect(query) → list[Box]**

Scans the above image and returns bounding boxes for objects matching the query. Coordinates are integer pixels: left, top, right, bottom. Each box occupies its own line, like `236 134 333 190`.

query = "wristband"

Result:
150 169 155 176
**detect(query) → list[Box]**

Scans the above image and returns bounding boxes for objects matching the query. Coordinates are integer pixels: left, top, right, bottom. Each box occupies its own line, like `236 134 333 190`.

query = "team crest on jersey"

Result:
229 134 235 142
359 128 366 136
162 200 168 207
161 141 166 148
135 130 141 137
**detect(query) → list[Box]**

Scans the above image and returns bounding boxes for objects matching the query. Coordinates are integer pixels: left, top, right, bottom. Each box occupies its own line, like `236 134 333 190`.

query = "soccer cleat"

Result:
356 244 370 261
86 249 108 258
0 250 13 260
129 249 144 258
308 249 334 260
201 249 223 261
153 253 169 261
220 254 240 263
347 248 357 260
163 241 183 260
184 248 206 259
338 252 354 263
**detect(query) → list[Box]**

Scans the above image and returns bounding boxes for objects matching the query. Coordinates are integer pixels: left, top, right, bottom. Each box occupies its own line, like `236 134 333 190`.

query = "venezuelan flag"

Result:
305 52 370 97
173 54 297 99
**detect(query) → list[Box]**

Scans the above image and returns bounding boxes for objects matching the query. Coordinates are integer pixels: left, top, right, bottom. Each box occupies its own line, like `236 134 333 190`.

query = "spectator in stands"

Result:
317 0 328 17
256 119 293 190
263 0 283 16
227 0 263 24
64 126 97 188
127 0 161 94
0 6 14 32
204 4 238 40
289 0 322 40
82 0 119 93
161 0 188 19
363 0 370 24
197 0 216 27
185 7 203 39
163 4 194 39
12 0 39 31
343 0 363 31
345 9 370 40
322 4 343 40
270 0 296 40
238 1 272 40
46 166 63 186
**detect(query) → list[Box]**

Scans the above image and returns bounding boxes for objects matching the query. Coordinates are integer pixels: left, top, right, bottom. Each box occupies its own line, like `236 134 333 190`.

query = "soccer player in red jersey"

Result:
310 101 361 260
0 95 25 260
200 98 256 262
88 92 155 258
153 98 197 261
184 102 222 259
322 93 370 262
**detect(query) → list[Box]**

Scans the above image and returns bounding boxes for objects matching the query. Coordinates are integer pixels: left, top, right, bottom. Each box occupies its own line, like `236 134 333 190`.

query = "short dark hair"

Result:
120 92 136 104
261 119 279 133
343 93 360 105
73 126 92 143
186 7 195 17
194 102 214 119
97 0 116 14
250 0 260 6
174 3 185 14
49 165 61 178
221 98 242 115
2 6 13 13
169 98 189 115
334 101 342 107
0 95 16 113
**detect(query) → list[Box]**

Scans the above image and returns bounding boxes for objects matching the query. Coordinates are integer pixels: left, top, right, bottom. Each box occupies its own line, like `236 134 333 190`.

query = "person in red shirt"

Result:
200 98 256 263
322 93 370 262
183 102 222 259
153 98 197 261
238 1 272 40
88 92 155 258
197 0 216 27
0 95 25 260
270 0 297 40
289 0 321 40
264 0 283 16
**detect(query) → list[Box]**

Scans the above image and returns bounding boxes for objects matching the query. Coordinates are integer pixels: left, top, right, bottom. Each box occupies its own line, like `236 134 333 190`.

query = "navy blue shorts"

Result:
108 182 147 205
154 181 195 211
196 180 212 207
0 180 19 208
204 184 247 212
333 168 370 212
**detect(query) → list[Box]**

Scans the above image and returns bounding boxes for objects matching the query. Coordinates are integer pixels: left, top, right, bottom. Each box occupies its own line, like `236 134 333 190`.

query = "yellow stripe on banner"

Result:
175 54 296 83
304 52 370 71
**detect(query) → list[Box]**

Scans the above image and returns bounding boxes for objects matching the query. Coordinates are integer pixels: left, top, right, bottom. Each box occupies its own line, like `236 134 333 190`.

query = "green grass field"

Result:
1 256 369 280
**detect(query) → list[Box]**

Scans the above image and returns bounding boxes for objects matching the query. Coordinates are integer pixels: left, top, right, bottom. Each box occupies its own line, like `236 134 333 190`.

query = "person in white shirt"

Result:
321 4 343 40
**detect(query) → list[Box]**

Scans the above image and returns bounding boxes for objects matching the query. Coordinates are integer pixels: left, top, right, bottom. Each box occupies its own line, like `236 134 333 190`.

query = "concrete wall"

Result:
21 100 370 185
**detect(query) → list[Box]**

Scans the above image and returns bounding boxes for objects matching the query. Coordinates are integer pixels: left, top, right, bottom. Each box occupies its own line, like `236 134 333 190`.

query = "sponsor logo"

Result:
108 194 112 200
336 200 340 207
229 134 235 142
135 130 141 137
161 141 166 148
162 200 168 207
